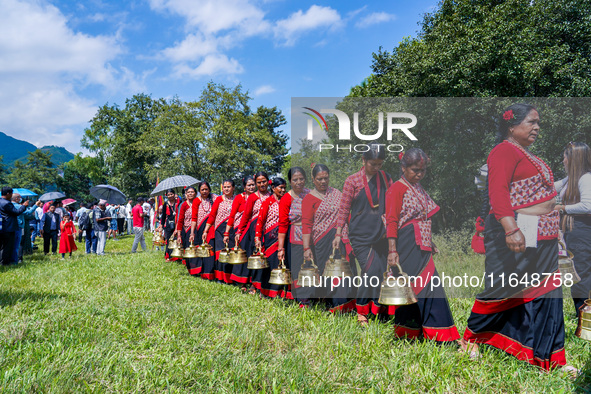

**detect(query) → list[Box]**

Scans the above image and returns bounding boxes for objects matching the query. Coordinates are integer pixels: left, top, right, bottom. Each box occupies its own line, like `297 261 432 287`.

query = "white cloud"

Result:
148 0 268 35
254 85 275 96
355 12 396 28
160 33 219 62
0 0 133 153
274 5 342 46
172 54 244 78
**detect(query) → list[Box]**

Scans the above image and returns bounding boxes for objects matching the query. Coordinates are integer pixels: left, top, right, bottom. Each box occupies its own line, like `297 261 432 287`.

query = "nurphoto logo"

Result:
302 107 417 152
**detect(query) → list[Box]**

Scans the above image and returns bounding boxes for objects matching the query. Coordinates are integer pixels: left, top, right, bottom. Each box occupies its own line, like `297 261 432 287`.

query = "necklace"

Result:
504 140 554 187
363 170 381 209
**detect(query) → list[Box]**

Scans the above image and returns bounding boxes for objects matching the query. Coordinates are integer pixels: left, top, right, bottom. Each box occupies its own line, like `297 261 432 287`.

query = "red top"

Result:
189 198 203 223
132 204 144 228
336 167 366 228
238 191 271 234
255 195 280 237
176 200 194 231
487 142 555 220
227 193 246 228
207 196 223 226
278 193 292 235
301 193 322 235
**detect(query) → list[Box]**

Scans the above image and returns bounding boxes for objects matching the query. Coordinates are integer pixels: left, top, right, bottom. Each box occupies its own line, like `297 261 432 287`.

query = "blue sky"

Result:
0 0 437 154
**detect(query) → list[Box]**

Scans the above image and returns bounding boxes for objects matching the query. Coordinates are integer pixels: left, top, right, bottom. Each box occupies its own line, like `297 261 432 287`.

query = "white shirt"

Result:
142 202 151 215
555 172 591 214
125 203 133 219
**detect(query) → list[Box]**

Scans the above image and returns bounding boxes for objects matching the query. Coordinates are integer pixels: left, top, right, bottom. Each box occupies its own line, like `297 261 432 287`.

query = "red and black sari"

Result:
279 189 309 304
463 141 565 370
176 199 196 270
191 195 217 280
210 195 235 284
337 167 392 316
302 187 356 312
385 178 460 341
161 199 180 260
256 194 288 298
228 193 251 284
238 191 272 291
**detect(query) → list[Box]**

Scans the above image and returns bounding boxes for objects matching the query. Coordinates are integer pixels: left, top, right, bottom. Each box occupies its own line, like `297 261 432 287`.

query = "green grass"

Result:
0 233 589 393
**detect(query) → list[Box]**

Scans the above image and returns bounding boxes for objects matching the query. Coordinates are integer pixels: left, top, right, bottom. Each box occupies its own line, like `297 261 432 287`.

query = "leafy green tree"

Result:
82 94 166 198
6 150 58 195
57 154 108 204
342 0 591 230
138 82 288 191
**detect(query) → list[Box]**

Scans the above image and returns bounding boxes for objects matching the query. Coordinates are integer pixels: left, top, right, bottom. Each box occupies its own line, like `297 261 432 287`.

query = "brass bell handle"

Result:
395 262 404 275
279 258 286 269
306 258 318 269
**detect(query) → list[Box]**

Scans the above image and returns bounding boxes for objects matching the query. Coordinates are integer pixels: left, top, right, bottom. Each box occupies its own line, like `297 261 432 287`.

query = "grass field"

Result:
0 232 589 393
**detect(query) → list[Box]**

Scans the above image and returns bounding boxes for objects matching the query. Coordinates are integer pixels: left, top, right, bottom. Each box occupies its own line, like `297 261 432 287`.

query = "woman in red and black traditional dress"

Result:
385 148 459 342
175 186 197 271
334 144 393 325
161 189 180 261
189 181 216 280
203 180 235 284
254 177 287 298
461 104 574 373
226 176 256 291
303 164 356 312
278 167 310 305
238 172 272 295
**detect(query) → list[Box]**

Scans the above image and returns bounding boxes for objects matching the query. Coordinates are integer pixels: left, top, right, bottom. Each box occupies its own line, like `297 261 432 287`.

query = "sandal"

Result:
248 286 257 295
240 286 248 293
457 338 481 360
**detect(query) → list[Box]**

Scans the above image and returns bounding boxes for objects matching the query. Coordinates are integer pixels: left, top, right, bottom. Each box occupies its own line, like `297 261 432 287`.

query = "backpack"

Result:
78 210 90 230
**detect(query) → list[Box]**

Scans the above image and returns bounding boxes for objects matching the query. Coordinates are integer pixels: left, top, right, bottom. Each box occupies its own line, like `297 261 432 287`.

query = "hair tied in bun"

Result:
268 179 273 185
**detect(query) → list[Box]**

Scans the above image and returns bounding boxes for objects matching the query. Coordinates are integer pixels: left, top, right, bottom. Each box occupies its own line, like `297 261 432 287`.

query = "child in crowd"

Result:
59 213 78 259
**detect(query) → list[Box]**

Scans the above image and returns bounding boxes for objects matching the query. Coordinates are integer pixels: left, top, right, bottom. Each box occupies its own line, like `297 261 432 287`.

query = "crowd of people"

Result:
0 194 161 261
0 104 589 376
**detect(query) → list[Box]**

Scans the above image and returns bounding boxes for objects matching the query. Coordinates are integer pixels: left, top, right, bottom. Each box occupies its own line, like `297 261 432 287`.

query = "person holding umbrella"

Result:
93 200 112 256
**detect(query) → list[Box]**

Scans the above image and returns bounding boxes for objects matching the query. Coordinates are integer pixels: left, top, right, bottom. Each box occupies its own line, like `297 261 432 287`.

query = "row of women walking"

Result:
156 103 589 375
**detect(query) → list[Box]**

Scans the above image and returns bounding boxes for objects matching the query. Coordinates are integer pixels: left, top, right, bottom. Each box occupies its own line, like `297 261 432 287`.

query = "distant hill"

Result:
0 132 75 167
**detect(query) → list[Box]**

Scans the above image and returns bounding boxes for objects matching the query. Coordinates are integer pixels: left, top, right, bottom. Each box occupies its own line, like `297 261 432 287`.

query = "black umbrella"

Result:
90 185 127 205
150 175 200 196
39 191 66 202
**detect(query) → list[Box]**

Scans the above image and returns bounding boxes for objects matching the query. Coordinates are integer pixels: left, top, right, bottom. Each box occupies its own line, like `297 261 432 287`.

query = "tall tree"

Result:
342 0 591 230
6 150 58 195
82 94 165 197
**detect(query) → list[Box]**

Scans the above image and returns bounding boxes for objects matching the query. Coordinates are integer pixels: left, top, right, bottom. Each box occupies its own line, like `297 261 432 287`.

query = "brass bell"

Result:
323 248 353 278
269 258 292 285
378 263 418 306
218 242 231 263
196 243 214 258
575 292 591 342
228 245 248 265
297 259 320 287
168 237 179 250
183 242 198 259
170 242 184 259
558 242 581 284
247 247 269 269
